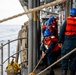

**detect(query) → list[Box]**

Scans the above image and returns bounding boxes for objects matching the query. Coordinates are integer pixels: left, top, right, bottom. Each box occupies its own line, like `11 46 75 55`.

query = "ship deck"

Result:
22 66 70 75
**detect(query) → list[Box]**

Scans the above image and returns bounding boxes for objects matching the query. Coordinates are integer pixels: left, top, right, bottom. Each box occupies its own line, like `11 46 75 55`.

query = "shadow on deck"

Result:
22 66 70 75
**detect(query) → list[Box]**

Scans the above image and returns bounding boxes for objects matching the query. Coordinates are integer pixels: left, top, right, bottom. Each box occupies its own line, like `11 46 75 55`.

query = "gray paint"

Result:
28 0 33 74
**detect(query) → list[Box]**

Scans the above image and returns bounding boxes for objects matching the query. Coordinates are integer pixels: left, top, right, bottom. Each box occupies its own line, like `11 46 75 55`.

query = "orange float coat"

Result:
65 17 76 36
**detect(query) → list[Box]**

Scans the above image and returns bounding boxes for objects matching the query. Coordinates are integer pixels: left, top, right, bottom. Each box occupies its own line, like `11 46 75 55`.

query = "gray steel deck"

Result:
21 66 70 75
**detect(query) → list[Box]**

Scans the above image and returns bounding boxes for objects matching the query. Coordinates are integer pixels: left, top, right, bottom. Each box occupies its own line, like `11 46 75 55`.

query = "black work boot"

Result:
70 70 75 75
61 70 67 75
40 65 47 70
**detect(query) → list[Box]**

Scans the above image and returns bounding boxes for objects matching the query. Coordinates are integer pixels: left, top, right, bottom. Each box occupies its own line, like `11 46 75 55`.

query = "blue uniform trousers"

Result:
61 39 76 71
43 48 61 66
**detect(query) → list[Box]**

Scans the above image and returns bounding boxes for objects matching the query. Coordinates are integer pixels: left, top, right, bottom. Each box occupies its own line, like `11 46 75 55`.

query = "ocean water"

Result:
0 24 22 75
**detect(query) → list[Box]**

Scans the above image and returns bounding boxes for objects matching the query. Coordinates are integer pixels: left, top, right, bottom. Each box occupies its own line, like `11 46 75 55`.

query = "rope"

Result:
33 57 42 72
0 0 66 23
36 48 76 75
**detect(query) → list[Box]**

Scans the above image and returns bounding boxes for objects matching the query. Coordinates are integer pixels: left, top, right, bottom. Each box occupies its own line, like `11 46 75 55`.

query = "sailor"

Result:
41 16 58 47
41 29 61 75
47 16 58 38
41 23 46 35
58 8 76 75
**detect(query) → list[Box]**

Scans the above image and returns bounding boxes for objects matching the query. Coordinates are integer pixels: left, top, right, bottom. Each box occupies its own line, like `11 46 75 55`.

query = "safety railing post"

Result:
0 37 27 75
8 40 10 64
1 43 3 75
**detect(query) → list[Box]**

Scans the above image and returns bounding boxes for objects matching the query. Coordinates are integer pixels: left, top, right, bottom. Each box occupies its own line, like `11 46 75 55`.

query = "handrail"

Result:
0 37 28 75
0 48 28 66
0 37 27 49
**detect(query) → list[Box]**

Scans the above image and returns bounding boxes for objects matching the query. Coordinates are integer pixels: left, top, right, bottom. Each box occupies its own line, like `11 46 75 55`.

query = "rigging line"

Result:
0 0 66 23
33 57 42 72
37 48 76 75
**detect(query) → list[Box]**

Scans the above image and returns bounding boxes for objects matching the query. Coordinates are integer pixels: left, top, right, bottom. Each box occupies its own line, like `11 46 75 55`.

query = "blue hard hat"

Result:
49 16 55 22
45 17 53 26
70 8 76 15
45 16 55 28
45 19 50 28
44 29 51 37
51 16 55 21
45 20 49 26
48 16 55 24
49 17 53 23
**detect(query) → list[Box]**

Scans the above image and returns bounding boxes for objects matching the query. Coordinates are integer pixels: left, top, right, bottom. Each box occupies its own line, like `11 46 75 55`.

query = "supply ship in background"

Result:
0 0 76 75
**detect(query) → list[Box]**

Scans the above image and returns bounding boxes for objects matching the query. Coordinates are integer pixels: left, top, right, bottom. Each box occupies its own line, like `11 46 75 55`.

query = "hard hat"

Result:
48 19 52 26
49 16 55 22
49 17 53 23
44 29 51 37
51 16 55 21
48 16 55 25
45 19 50 28
45 16 55 28
45 17 52 27
45 19 49 26
70 8 76 15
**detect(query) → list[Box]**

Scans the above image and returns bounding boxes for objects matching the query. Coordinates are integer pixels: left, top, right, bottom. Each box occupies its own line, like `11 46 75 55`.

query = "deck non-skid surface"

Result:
22 67 70 75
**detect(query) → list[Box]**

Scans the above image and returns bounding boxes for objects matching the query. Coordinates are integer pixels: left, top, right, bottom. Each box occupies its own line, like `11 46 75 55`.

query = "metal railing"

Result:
0 36 76 75
0 37 27 75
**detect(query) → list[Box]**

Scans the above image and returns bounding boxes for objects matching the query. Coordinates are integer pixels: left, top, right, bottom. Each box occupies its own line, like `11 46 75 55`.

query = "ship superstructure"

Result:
0 0 76 75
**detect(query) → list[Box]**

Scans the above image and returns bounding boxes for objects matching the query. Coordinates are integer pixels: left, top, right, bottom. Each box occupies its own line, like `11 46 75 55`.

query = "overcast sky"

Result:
0 0 28 25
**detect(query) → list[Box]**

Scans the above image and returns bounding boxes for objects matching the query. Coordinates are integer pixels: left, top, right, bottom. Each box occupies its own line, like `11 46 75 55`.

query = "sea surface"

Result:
0 24 22 75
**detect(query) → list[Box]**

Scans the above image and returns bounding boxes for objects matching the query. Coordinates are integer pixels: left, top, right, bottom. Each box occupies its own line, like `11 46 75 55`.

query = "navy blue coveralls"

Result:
59 21 76 71
41 39 61 66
